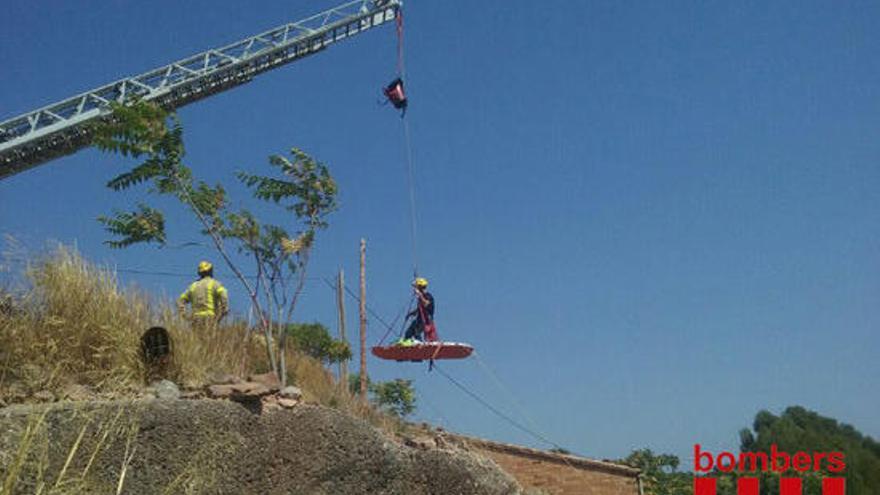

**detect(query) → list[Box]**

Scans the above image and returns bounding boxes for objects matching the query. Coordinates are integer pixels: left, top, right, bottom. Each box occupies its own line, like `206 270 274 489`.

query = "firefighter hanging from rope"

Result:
370 6 474 364
383 77 408 116
399 277 436 345
371 276 473 362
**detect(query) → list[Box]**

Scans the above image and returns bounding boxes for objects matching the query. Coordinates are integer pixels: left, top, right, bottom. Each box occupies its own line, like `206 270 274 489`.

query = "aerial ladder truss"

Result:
0 0 401 181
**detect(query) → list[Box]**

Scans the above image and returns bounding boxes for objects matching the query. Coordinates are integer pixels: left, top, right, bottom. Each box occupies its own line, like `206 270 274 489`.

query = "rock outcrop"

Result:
0 399 520 494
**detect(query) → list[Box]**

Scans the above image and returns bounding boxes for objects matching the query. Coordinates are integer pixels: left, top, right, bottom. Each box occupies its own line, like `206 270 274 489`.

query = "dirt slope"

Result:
0 399 520 494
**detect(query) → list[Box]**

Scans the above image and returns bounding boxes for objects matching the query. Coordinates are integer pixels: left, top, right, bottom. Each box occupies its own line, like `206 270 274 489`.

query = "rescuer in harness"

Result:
177 261 229 326
399 277 434 345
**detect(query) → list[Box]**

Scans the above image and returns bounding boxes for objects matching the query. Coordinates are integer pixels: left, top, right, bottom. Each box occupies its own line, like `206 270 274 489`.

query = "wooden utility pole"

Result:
336 269 348 385
359 238 367 401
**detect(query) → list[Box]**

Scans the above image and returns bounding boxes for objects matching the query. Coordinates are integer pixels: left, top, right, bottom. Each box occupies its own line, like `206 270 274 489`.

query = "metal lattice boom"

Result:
0 0 400 181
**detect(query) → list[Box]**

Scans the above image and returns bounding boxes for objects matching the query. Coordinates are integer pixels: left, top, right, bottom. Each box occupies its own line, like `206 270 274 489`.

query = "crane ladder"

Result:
0 0 401 181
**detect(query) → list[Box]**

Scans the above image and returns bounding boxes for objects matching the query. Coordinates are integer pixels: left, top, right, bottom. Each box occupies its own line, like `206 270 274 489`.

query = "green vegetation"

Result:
370 379 417 418
621 407 880 495
349 373 417 418
619 449 690 495
734 406 880 495
92 101 338 386
284 322 351 365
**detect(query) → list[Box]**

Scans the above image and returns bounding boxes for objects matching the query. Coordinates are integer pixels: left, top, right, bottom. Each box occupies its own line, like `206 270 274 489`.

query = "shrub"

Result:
284 322 351 364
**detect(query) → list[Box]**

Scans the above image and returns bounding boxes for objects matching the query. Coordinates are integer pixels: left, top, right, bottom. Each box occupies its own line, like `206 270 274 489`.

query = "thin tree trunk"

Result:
280 251 311 387
172 173 277 376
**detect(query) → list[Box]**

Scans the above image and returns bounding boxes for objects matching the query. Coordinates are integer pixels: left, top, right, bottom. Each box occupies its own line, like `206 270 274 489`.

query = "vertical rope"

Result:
402 116 419 277
395 8 418 277
396 10 405 78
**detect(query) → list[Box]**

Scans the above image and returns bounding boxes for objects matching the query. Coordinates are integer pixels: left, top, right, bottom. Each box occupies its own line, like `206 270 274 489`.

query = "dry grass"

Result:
0 246 257 399
1 246 148 398
0 402 142 495
0 246 411 493
0 245 399 430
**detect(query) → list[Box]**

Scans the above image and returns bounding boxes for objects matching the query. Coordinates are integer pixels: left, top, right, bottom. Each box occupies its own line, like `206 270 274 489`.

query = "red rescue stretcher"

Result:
372 341 474 362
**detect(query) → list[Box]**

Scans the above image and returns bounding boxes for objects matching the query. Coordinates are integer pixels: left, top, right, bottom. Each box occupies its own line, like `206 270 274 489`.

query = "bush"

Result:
284 322 351 364
349 373 417 418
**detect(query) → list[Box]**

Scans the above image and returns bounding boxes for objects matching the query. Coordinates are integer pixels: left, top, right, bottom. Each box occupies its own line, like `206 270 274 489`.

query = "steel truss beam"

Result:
0 0 400 180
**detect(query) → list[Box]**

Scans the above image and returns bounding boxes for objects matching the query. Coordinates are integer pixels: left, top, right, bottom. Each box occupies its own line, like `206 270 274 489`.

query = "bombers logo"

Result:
693 444 846 494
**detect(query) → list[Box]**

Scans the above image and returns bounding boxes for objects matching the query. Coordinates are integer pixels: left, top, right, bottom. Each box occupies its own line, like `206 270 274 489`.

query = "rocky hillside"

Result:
0 398 520 494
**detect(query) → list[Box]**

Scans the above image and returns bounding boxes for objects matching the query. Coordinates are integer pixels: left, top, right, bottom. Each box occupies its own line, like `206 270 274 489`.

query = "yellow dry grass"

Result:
0 246 408 493
0 246 254 397
0 245 396 429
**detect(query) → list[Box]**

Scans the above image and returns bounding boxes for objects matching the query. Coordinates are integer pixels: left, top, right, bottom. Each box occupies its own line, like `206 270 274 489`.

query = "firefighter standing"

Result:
178 261 228 325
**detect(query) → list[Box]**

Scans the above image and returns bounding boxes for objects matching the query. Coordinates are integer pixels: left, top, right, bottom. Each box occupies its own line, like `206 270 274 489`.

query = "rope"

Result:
321 277 408 346
431 362 573 455
396 10 405 78
375 296 411 345
415 386 454 429
395 9 418 278
318 272 577 461
472 351 561 451
402 116 419 278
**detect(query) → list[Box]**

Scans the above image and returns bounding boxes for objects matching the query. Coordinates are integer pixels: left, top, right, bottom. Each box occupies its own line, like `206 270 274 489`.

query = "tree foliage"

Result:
730 406 880 495
371 379 417 418
284 322 351 364
618 449 690 495
348 373 417 418
97 204 166 248
92 101 338 385
623 408 879 495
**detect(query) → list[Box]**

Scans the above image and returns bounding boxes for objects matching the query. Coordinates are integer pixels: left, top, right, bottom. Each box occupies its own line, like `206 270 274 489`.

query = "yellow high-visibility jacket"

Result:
178 277 228 318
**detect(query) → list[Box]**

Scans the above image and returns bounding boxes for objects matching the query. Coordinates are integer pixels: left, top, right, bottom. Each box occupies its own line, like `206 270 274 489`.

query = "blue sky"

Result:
1 1 878 465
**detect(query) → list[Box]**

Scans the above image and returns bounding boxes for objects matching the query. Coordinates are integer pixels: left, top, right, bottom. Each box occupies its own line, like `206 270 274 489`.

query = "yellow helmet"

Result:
197 261 213 274
413 277 428 288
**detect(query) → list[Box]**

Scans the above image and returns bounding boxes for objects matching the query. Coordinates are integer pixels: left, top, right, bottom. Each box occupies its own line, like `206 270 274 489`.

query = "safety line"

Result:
431 362 572 455
320 276 409 345
415 386 454 430
1 256 323 282
376 295 413 346
402 104 418 277
472 351 559 449
394 6 418 277
396 9 405 79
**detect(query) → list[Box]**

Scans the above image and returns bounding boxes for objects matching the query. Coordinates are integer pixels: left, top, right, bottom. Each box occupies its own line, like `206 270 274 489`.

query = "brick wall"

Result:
454 435 641 495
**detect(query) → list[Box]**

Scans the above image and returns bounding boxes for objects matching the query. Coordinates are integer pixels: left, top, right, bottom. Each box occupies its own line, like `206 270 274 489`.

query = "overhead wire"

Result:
431 362 575 457
0 255 322 282
6 251 589 464
414 382 454 430
7 251 577 460
472 351 559 449
320 276 409 345
315 261 568 448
